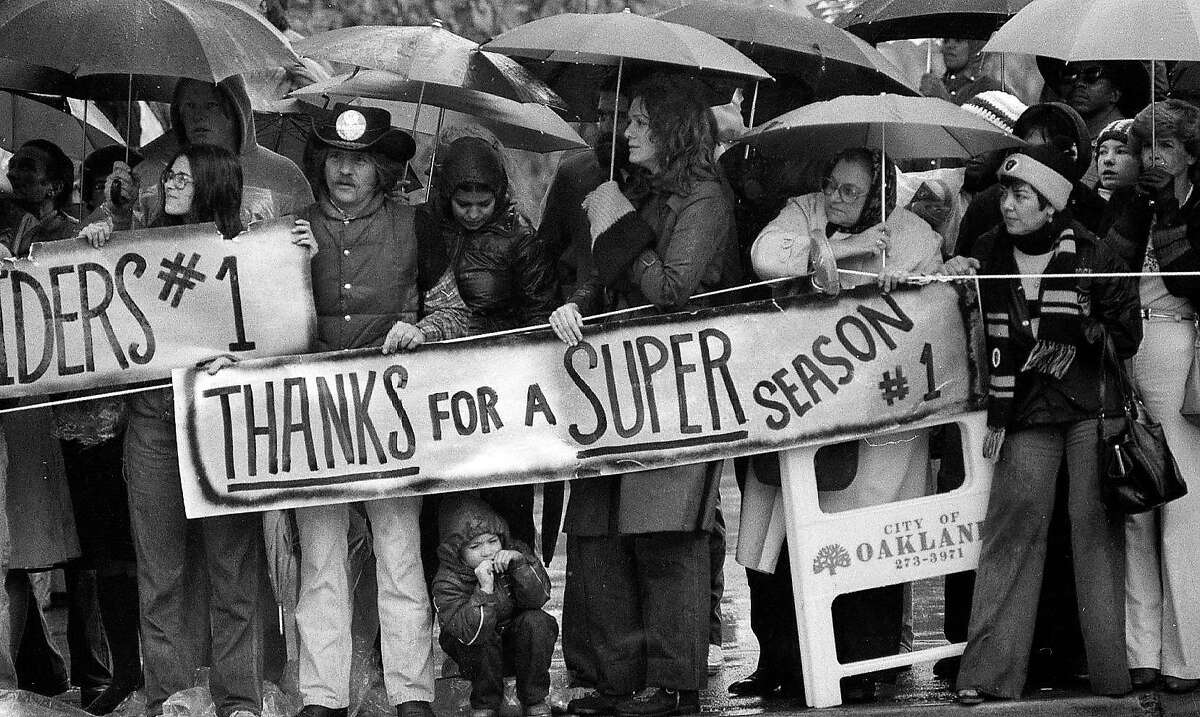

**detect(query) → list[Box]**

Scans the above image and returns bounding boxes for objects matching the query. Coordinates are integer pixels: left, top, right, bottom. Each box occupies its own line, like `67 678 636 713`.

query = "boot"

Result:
85 575 143 715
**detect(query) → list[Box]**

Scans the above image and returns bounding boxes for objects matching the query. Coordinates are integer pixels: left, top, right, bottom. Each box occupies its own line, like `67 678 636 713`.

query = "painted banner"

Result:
0 218 315 405
175 282 986 517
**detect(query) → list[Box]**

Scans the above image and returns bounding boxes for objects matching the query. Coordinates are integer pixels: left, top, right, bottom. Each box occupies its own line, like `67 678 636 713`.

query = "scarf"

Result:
982 220 1087 429
827 149 898 236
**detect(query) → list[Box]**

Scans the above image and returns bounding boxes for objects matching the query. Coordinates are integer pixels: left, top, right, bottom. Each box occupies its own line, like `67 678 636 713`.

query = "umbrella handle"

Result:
743 81 759 161
426 108 446 204
610 57 624 183
880 125 887 271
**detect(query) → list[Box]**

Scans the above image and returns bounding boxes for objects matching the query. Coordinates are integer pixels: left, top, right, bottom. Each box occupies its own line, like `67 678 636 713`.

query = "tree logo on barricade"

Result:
812 544 852 576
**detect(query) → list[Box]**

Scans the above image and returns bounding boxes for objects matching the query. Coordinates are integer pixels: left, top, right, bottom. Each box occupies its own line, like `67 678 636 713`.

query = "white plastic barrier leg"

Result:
777 410 993 708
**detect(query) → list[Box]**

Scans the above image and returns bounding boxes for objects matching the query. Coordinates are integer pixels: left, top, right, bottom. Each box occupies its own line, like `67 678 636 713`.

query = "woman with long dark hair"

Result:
548 73 740 717
80 142 313 717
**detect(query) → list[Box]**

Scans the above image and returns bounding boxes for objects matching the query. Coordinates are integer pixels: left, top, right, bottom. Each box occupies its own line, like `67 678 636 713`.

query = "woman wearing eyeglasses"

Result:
748 146 942 702
79 143 314 717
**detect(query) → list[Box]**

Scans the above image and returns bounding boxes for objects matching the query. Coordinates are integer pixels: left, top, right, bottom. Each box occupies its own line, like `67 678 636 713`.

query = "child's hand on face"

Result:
475 559 496 593
491 549 524 572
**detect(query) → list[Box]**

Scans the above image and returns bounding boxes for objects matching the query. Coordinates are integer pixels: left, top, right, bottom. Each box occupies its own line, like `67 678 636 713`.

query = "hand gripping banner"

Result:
0 218 315 406
175 282 986 517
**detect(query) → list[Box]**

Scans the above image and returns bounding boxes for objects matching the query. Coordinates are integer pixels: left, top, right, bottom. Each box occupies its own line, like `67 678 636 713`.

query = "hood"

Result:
169 75 258 155
435 136 508 212
1013 102 1092 181
436 494 512 568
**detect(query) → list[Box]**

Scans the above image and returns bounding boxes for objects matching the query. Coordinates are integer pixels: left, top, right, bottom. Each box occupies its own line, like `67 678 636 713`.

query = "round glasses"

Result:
162 170 194 189
821 176 868 202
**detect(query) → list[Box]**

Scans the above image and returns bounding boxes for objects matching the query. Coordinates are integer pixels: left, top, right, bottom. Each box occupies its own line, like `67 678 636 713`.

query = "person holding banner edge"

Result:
940 143 1139 704
549 72 739 717
288 103 469 717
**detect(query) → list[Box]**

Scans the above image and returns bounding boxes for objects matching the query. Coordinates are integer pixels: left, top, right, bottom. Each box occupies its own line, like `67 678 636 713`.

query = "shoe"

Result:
295 707 348 717
614 689 698 717
85 683 141 715
567 692 622 716
840 677 875 704
1163 676 1200 693
727 671 781 697
956 689 984 706
80 686 106 708
471 710 499 717
524 701 552 717
706 644 723 675
1130 668 1159 689
397 702 436 717
932 656 961 679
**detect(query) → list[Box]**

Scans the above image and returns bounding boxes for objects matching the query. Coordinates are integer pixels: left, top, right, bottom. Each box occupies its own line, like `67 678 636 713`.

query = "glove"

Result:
1135 166 1175 209
582 180 635 245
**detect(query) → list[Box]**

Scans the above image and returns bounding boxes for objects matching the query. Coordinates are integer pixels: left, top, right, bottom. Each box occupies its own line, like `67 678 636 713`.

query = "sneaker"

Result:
614 688 699 717
524 701 552 717
706 644 723 674
567 691 622 716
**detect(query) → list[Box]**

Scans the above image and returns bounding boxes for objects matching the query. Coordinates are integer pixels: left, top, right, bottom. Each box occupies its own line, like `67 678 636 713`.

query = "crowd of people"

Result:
1 23 1200 717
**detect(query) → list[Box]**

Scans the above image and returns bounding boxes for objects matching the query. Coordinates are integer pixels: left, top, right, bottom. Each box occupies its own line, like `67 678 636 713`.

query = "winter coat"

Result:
957 180 1108 257
1103 185 1200 304
426 203 556 335
4 406 78 569
971 220 1141 430
539 148 605 312
302 194 468 352
6 209 79 258
433 496 551 646
131 75 313 223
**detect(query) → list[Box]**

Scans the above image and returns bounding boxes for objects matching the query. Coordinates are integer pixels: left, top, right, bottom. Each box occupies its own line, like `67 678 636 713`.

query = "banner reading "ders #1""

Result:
175 283 985 517
0 218 315 405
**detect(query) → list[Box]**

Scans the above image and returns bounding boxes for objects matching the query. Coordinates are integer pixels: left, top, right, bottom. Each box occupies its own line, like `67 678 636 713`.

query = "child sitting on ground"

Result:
434 495 558 717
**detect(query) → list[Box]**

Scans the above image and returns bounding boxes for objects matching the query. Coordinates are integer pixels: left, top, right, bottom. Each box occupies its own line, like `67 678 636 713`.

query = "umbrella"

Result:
0 91 122 154
290 73 587 154
654 0 917 100
740 93 1023 261
294 22 564 108
836 0 1034 44
983 0 1200 61
484 9 769 178
0 0 298 84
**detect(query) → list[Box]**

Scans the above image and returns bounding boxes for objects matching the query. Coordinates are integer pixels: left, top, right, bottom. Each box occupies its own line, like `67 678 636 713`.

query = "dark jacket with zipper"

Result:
1103 185 1200 304
972 219 1142 430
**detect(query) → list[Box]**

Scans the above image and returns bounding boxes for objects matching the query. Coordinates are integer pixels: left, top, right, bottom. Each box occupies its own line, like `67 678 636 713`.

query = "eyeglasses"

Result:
821 176 867 202
162 170 193 189
1063 67 1107 85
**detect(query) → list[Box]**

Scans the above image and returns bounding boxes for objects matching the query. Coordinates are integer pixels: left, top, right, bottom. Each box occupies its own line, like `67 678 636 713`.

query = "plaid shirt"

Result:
416 266 469 342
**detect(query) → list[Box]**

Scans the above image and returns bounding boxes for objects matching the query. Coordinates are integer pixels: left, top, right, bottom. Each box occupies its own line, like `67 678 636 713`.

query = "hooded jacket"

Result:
432 496 551 647
131 75 313 224
427 137 556 335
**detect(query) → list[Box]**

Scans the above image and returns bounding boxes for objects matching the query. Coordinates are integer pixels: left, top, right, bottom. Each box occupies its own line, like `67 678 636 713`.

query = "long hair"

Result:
156 143 244 239
631 73 720 196
19 139 74 210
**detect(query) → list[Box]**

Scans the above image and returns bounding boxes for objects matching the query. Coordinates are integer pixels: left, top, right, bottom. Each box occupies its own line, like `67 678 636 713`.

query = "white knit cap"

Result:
962 91 1028 135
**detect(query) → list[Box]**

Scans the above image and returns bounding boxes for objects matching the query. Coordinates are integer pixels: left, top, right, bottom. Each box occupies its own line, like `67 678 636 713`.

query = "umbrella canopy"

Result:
0 0 298 83
295 22 564 107
983 0 1200 61
291 77 586 154
740 93 1024 159
653 1 916 96
0 91 122 154
483 10 771 80
837 0 1033 44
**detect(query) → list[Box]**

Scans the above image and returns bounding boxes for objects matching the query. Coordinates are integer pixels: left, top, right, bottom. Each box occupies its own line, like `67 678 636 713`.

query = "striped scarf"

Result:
982 223 1087 429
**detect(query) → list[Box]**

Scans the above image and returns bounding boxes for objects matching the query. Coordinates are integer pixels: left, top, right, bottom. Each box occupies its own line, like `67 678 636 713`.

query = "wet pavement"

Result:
31 467 1200 717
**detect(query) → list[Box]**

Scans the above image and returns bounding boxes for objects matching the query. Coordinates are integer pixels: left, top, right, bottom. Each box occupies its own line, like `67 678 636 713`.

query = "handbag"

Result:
1181 320 1200 427
1097 332 1188 513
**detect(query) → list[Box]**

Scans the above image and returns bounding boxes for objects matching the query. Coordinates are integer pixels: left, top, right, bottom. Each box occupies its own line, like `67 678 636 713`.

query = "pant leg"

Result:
562 536 600 687
202 513 266 716
935 427 975 644
440 629 504 710
958 426 1062 699
1064 419 1130 695
295 503 353 709
365 496 435 705
570 535 642 695
708 499 725 648
65 566 111 690
124 418 202 715
504 610 558 705
0 429 13 689
1134 319 1200 680
634 532 708 692
11 571 70 693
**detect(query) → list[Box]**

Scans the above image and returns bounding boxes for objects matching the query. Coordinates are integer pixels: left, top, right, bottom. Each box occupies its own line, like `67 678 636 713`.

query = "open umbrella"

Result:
836 0 1034 44
484 9 769 178
654 0 917 102
0 91 121 154
740 93 1023 262
294 22 564 109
